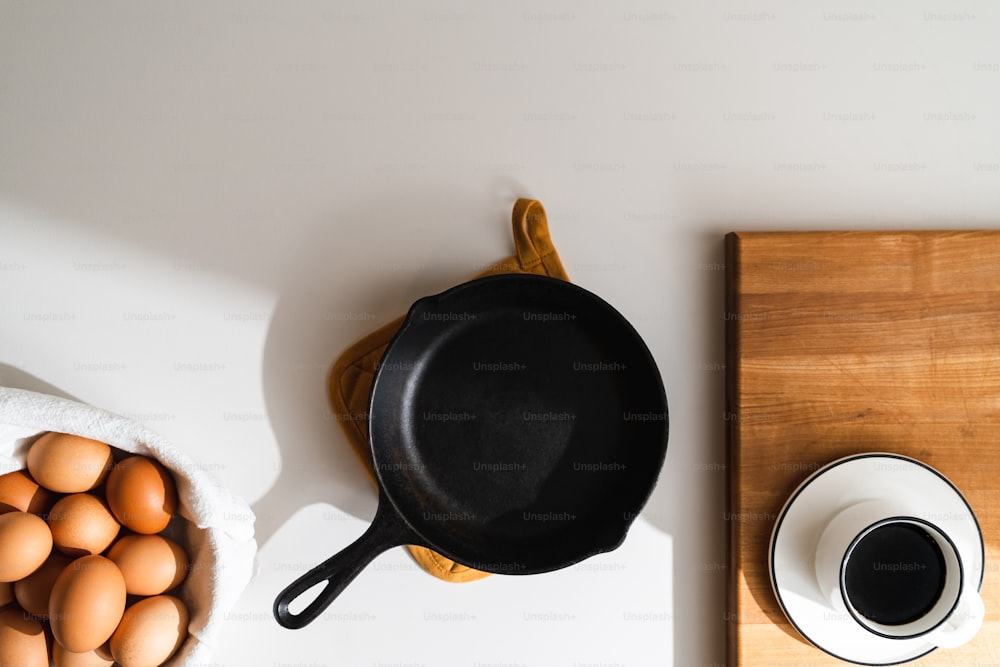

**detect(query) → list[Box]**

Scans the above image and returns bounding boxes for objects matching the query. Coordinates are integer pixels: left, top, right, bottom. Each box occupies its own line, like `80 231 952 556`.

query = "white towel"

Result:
0 386 258 666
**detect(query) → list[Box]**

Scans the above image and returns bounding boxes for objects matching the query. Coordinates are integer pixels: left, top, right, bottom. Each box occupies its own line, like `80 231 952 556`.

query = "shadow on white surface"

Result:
0 364 79 401
218 502 673 667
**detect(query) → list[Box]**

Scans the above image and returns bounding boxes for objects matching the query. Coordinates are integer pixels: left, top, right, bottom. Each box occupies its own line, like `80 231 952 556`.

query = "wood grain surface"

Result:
725 231 1000 666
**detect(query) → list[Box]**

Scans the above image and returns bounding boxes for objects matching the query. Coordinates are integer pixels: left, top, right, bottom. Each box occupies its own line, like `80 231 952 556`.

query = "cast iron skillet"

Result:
274 274 668 629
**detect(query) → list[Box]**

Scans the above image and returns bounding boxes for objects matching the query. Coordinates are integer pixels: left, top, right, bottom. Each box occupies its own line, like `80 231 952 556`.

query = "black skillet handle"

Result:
273 498 422 629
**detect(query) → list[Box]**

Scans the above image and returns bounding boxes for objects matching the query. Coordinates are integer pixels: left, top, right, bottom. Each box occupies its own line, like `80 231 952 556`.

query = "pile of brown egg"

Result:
0 432 191 667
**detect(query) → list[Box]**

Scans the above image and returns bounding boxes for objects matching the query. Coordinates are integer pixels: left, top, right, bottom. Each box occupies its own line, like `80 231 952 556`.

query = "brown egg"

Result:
52 641 115 667
0 605 49 667
105 456 178 534
0 511 53 582
13 551 72 618
48 494 121 557
0 469 57 516
27 432 113 493
0 580 13 607
110 595 189 667
48 555 126 653
106 534 188 596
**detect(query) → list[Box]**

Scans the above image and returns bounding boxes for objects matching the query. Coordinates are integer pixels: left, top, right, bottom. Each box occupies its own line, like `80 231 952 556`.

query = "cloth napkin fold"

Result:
0 386 257 667
327 198 570 582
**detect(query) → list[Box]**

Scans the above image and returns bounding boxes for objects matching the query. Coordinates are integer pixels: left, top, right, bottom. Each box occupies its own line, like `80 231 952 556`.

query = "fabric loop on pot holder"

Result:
327 198 570 582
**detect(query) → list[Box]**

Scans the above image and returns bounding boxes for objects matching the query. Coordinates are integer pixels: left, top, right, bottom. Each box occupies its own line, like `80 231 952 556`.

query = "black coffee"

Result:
844 522 947 626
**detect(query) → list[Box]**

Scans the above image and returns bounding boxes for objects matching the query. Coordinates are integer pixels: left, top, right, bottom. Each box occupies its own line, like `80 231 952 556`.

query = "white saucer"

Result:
769 453 984 665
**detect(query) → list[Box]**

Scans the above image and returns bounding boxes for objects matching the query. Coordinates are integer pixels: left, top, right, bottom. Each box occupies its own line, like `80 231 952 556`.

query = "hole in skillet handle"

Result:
273 495 424 629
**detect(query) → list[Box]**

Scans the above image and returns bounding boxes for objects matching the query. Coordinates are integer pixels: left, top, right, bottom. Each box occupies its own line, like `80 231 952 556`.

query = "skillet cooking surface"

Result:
369 274 668 572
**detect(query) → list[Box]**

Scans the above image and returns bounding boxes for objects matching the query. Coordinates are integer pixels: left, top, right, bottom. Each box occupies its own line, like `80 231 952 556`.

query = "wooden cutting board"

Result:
725 231 1000 666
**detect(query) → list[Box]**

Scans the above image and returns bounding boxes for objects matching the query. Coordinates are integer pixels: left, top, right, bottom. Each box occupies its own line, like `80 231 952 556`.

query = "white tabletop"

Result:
1 2 997 665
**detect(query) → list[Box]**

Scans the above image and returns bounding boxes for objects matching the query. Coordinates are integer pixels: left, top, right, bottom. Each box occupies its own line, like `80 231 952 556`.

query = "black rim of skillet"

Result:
768 452 984 666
